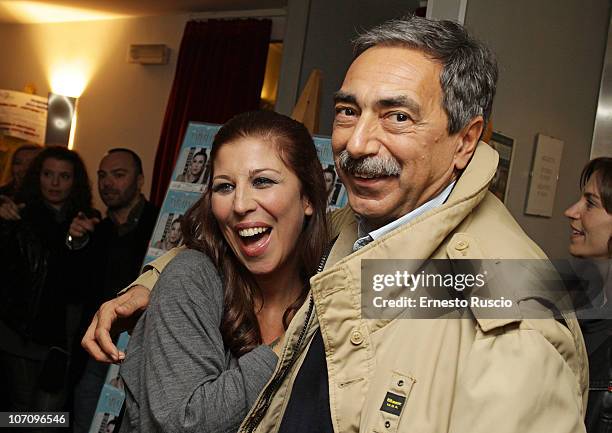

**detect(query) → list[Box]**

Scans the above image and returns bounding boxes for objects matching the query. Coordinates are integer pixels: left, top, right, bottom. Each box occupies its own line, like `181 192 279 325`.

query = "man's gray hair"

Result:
353 15 497 135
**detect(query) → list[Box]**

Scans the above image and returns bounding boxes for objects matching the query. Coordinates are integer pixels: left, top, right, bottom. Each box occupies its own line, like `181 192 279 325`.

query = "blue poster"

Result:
143 123 220 266
313 135 348 211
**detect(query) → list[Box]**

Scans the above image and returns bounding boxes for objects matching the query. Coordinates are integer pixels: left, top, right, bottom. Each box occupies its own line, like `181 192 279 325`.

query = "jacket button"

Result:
350 330 364 345
455 240 469 251
385 421 391 428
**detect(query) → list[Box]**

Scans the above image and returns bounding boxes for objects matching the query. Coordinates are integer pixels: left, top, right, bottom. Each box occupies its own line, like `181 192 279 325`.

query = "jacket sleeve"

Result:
120 249 277 433
448 321 586 433
116 246 184 295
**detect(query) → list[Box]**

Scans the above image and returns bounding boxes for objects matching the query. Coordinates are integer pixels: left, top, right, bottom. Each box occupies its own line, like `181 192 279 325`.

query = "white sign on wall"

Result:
525 134 564 217
0 89 47 145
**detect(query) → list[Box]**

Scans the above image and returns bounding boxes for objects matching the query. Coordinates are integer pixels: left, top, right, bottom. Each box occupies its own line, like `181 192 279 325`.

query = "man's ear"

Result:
453 116 484 170
137 173 144 191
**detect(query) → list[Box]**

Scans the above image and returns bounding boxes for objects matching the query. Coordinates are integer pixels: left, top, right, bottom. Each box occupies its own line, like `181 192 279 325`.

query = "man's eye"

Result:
61 173 71 180
212 183 234 193
253 177 276 188
335 106 356 117
389 112 410 122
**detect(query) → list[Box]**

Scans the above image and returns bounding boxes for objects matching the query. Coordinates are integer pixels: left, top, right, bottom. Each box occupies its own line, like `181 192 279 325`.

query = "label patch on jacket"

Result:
380 392 406 416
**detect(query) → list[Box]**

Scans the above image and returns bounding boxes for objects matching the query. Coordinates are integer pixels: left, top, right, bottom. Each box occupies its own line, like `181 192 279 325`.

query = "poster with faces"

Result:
170 146 212 192
143 123 220 265
144 189 196 262
313 135 348 211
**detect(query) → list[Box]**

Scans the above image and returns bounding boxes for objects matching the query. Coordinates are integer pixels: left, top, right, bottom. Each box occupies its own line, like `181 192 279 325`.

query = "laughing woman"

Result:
119 111 329 433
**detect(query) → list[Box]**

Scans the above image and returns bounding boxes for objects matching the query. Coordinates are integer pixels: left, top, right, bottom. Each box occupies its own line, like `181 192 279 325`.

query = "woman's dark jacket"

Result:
0 201 85 349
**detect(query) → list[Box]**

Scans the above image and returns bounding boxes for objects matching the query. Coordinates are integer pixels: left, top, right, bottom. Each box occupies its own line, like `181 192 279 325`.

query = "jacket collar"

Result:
310 141 499 301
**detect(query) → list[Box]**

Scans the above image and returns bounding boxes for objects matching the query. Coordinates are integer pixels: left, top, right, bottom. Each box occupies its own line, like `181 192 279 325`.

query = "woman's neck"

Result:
255 269 304 310
254 267 304 345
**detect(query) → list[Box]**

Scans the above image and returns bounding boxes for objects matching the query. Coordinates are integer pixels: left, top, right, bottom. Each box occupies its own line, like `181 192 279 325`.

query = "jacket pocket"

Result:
371 371 415 433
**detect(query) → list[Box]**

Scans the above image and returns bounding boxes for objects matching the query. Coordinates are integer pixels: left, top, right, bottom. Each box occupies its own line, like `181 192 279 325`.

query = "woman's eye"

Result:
253 177 276 188
212 183 234 193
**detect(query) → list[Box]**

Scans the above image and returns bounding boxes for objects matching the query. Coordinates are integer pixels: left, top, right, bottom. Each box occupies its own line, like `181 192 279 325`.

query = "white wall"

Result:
464 0 610 258
295 0 420 135
0 15 187 211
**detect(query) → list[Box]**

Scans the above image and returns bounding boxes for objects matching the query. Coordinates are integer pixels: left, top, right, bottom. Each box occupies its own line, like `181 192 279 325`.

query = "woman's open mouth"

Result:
237 226 272 257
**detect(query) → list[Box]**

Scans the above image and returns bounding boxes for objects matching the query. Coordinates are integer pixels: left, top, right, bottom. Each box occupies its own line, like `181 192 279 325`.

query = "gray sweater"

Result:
120 249 278 433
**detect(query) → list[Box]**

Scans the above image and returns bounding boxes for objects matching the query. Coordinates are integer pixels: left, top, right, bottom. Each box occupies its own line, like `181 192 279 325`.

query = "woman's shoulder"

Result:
156 248 223 304
166 248 217 273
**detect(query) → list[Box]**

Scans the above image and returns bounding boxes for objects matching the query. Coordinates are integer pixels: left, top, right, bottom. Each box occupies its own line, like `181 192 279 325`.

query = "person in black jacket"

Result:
0 144 41 197
67 148 159 433
565 157 612 433
0 146 93 415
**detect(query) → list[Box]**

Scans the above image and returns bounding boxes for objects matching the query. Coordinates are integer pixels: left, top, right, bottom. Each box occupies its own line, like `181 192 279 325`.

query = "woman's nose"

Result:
564 200 581 219
233 186 257 215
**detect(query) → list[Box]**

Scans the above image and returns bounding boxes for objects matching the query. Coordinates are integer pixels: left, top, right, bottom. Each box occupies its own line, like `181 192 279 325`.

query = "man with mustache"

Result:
84 17 587 433
68 148 159 433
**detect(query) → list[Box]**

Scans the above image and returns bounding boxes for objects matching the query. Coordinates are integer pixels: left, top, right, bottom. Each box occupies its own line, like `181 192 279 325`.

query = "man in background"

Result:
68 148 158 433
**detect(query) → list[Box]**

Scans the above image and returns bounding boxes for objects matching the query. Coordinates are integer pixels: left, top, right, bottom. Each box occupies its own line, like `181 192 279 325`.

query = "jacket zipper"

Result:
240 247 331 433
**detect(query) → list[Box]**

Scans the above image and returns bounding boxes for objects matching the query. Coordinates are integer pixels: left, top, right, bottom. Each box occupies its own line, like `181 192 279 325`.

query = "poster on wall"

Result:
313 135 348 212
487 131 515 203
0 89 47 145
87 333 129 433
525 133 564 217
143 123 220 265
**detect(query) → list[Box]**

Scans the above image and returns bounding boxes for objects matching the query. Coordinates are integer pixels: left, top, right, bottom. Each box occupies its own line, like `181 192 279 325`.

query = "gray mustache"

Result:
337 150 401 177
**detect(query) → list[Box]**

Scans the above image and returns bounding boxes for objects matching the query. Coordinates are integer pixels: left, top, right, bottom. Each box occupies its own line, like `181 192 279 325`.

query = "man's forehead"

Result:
337 46 443 109
99 151 135 171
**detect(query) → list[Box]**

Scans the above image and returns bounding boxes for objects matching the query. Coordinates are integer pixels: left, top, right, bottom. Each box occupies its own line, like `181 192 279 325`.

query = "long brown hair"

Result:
182 111 329 356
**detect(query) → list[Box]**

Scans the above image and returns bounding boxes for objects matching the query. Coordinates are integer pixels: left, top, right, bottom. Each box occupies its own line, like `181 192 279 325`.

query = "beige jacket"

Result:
135 143 588 433
237 142 588 433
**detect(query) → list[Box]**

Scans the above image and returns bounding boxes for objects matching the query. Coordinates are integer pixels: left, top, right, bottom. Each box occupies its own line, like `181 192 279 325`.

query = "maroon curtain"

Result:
150 19 272 206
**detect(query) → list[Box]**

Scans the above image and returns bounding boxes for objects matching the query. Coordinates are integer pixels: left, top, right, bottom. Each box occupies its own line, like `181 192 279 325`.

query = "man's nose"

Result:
99 177 112 188
51 175 60 186
345 115 381 159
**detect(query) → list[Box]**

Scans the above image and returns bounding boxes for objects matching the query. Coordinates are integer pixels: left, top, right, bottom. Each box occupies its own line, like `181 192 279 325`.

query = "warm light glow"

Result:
0 1 127 23
68 111 77 150
50 64 88 97
260 43 282 105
